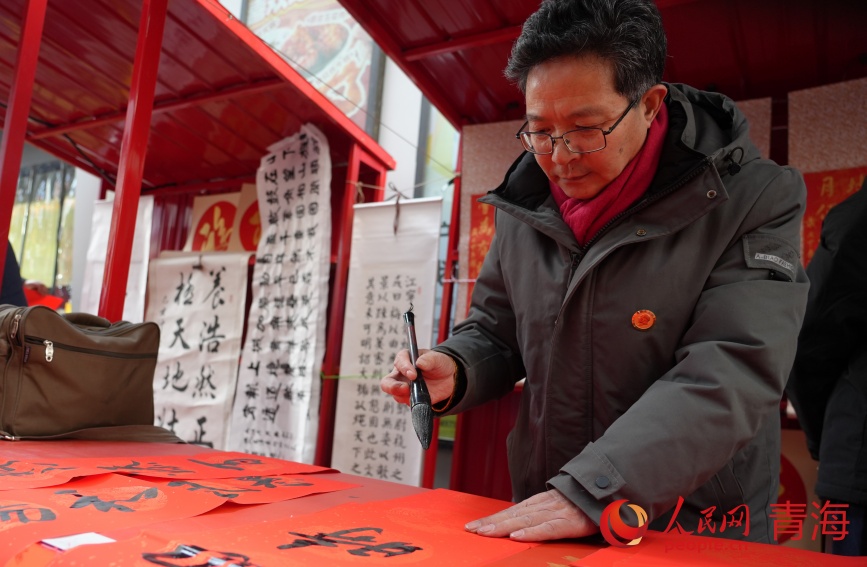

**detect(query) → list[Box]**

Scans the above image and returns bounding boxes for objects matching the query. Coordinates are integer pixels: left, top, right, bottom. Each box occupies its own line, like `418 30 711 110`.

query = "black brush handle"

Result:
403 310 431 407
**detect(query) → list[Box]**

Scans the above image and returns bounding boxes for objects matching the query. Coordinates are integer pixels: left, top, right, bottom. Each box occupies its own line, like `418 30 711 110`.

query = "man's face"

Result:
524 55 654 200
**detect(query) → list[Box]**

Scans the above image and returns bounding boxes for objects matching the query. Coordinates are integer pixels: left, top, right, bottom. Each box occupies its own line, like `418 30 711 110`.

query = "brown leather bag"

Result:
0 304 180 442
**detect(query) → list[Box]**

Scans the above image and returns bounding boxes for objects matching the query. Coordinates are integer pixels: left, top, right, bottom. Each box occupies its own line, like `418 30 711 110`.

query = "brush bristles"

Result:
411 402 434 450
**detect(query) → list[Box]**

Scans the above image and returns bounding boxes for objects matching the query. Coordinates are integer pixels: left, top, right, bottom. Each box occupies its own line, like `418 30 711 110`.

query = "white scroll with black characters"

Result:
331 197 443 485
146 252 250 449
228 124 332 462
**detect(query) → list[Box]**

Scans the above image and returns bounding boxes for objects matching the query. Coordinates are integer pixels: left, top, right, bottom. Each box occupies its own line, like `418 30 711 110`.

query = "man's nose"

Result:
550 140 576 165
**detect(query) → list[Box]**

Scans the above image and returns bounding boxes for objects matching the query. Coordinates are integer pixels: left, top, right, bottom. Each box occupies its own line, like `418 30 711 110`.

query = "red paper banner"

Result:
142 474 358 505
39 489 532 566
0 452 331 490
0 473 227 565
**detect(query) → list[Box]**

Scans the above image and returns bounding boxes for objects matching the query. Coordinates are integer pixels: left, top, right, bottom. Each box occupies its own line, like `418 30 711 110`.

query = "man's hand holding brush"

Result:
381 349 457 410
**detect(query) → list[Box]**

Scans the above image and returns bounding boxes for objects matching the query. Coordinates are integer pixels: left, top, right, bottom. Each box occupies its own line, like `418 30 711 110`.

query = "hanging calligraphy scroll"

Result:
331 198 443 486
145 252 251 449
228 124 332 462
79 195 154 322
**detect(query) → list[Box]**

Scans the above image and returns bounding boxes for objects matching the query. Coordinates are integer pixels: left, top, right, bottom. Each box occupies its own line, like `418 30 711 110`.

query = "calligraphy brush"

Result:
403 306 433 450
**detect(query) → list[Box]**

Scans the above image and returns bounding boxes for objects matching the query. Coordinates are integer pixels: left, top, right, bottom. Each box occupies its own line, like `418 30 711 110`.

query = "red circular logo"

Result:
600 499 649 547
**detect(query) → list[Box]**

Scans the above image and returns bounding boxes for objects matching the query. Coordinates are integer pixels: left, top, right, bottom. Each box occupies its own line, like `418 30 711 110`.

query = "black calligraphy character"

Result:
262 406 280 423
173 273 194 306
169 319 190 350
191 417 214 448
297 183 306 200
56 487 160 512
263 169 278 185
310 180 320 195
308 201 318 216
236 476 313 489
310 159 319 175
268 209 279 226
265 188 278 204
0 504 56 524
162 362 188 392
199 315 225 353
245 382 259 399
193 365 217 399
277 527 421 557
203 267 226 309
166 480 243 499
156 407 179 432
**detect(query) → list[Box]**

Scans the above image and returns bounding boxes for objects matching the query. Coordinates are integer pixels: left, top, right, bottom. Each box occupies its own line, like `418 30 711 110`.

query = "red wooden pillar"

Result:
315 143 388 467
419 141 463 488
0 0 47 289
98 0 168 321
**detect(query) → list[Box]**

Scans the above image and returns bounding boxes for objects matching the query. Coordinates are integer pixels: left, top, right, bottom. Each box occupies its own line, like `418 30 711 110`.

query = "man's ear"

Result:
640 84 668 127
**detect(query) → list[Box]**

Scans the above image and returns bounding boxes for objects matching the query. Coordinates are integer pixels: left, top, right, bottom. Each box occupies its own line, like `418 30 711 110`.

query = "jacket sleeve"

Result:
553 166 810 523
433 225 527 413
786 195 867 458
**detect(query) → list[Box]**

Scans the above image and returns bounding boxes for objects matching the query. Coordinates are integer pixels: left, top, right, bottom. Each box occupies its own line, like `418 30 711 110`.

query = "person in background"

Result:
382 0 809 544
1 241 27 307
786 181 867 556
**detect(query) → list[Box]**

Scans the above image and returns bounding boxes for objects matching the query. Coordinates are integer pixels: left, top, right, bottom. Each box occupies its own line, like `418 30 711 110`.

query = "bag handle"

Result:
63 312 112 328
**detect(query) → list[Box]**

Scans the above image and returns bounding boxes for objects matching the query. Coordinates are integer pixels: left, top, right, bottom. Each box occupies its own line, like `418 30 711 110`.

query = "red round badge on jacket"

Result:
631 309 656 331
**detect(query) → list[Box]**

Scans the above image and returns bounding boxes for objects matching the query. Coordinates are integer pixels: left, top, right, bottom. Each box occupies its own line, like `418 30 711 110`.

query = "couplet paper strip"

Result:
145 252 250 450
142 474 358 505
43 489 530 566
79 195 153 322
0 473 227 566
229 124 332 462
183 193 240 252
331 198 443 486
573 530 867 566
0 452 330 489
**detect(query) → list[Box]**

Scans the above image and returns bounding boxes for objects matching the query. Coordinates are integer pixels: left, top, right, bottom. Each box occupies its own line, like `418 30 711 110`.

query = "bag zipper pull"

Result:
10 313 20 340
0 431 20 441
44 340 54 362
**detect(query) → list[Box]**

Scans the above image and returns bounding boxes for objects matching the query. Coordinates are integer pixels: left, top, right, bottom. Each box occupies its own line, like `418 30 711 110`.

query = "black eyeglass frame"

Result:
515 99 639 155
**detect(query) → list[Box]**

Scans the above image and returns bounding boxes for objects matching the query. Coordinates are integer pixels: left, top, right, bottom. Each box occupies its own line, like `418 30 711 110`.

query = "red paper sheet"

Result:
37 489 533 566
0 473 227 566
141 474 359 505
0 452 331 490
573 530 864 566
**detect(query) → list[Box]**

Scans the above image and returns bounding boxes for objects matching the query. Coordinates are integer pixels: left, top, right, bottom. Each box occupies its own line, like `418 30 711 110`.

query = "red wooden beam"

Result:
336 0 466 130
29 78 285 141
403 25 522 62
315 143 389 467
0 0 47 290
98 0 168 321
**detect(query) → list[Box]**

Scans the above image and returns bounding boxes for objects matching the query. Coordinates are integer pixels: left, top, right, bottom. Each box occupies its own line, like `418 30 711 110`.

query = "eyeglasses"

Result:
515 99 638 155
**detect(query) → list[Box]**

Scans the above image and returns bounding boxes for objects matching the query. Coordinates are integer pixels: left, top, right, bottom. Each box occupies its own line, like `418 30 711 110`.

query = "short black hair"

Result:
505 0 667 102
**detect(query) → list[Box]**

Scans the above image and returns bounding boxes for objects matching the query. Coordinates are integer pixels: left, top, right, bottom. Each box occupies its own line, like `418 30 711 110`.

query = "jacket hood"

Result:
489 83 762 210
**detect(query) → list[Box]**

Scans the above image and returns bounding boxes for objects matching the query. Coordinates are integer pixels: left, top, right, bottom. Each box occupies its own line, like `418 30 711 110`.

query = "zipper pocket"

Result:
23 336 158 363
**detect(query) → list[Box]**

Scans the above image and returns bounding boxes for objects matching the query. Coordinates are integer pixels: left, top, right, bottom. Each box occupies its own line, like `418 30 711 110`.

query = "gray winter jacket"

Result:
436 84 809 543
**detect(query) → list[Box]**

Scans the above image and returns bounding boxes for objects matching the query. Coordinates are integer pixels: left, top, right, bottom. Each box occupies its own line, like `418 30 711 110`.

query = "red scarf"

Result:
550 103 669 246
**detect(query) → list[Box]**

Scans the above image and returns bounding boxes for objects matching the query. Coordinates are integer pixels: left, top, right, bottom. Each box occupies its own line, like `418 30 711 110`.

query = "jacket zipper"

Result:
23 336 158 363
579 157 714 252
555 157 714 326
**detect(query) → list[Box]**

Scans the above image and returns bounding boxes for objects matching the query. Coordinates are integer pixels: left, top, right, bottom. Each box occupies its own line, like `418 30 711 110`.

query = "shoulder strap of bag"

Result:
11 425 184 443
